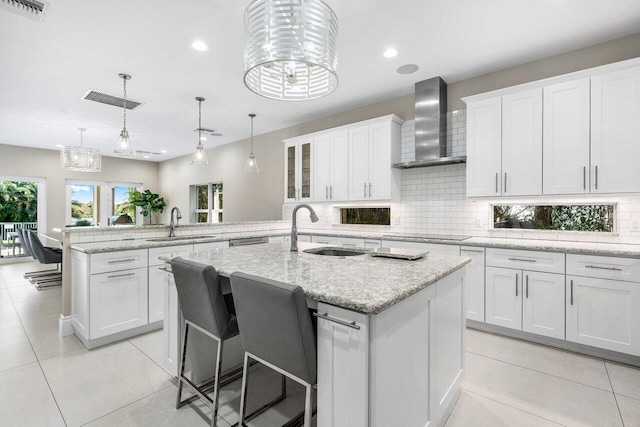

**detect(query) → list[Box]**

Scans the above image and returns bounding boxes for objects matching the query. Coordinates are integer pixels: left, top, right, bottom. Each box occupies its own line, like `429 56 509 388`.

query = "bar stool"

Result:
230 272 317 427
27 231 62 288
170 258 240 427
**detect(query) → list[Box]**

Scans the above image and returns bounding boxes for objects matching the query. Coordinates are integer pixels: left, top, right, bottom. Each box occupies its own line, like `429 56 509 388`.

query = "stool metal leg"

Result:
176 322 190 409
211 338 224 427
238 352 250 427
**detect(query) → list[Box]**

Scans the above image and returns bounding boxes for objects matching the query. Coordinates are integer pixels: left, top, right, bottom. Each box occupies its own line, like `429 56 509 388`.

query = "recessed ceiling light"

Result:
200 136 207 141
55 144 64 148
160 149 167 154
191 40 208 52
383 48 398 58
143 155 150 159
397 64 419 74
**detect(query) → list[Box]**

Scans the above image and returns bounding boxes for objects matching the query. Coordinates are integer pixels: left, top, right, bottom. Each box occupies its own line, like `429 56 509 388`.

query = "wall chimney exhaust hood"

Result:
393 77 466 169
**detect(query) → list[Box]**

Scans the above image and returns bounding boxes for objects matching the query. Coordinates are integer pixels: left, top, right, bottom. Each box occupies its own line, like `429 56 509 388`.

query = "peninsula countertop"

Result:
159 242 471 315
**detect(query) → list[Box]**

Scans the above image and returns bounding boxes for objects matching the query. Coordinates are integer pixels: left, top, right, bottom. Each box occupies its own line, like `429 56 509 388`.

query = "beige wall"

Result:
0 144 159 232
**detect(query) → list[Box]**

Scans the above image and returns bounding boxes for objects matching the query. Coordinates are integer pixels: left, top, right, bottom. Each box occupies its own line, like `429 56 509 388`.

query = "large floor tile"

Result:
463 352 623 427
0 324 37 372
606 361 640 400
0 363 66 426
444 390 563 427
84 384 229 427
616 395 640 426
129 329 166 372
40 341 174 427
7 284 61 303
22 318 86 361
467 328 611 391
0 301 23 330
13 297 62 325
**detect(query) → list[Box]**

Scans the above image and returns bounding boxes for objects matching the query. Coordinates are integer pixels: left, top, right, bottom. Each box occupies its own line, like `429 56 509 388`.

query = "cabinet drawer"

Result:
336 237 365 248
149 245 193 267
312 235 338 245
90 249 148 275
193 241 229 251
486 248 564 274
566 254 640 283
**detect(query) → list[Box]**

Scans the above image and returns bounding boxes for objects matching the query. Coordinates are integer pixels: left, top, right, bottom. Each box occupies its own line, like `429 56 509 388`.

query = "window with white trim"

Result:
192 182 223 223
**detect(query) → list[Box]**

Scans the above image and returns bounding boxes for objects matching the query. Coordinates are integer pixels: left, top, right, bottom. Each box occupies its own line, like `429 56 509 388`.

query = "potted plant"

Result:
128 189 167 225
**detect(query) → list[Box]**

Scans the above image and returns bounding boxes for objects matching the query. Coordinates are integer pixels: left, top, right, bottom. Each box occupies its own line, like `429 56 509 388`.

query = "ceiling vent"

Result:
82 90 143 110
0 0 49 21
195 128 222 136
135 150 164 155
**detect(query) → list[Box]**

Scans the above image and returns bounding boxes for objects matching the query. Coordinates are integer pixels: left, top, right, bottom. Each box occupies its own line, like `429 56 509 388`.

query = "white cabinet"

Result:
501 89 543 196
348 120 401 201
466 96 502 197
591 66 640 193
312 235 337 245
336 237 365 248
566 275 640 355
543 79 591 195
314 130 349 202
148 265 167 324
485 267 522 330
284 137 313 202
381 240 460 256
522 271 565 339
89 267 148 339
461 247 485 322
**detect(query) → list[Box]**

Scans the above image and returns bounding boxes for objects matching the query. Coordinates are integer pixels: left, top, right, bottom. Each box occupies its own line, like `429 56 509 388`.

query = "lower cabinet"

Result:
566 275 640 356
148 265 166 324
461 247 485 322
89 267 148 339
486 267 565 340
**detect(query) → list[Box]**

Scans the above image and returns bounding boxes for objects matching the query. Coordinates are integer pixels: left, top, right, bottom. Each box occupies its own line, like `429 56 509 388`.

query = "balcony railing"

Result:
0 222 38 241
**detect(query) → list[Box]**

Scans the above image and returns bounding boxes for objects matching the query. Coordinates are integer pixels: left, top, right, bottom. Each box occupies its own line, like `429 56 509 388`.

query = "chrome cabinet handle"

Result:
108 258 136 264
525 275 529 299
496 173 499 194
342 243 357 247
461 249 484 253
583 166 586 191
369 183 372 198
508 258 536 263
330 185 333 199
504 172 507 194
326 186 328 200
364 183 366 198
515 274 518 297
107 272 136 279
595 166 598 190
159 267 172 274
570 279 574 306
313 312 360 330
585 265 622 272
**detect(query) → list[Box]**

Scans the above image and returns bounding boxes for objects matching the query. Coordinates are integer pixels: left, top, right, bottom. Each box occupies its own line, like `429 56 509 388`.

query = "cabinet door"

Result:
466 97 502 197
313 133 332 201
566 275 640 356
591 66 640 193
368 122 391 200
148 265 167 324
543 79 590 195
522 271 565 339
501 88 543 196
284 140 298 202
348 125 370 201
461 247 485 322
330 130 349 201
89 267 148 339
317 303 369 427
299 138 313 201
485 267 521 330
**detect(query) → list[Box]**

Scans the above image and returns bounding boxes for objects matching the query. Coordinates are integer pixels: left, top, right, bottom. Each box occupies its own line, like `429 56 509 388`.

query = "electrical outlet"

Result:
394 215 401 225
632 221 640 232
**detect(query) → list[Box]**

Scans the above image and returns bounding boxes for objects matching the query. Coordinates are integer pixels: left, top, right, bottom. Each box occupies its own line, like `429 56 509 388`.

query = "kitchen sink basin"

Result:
147 235 216 242
303 248 366 257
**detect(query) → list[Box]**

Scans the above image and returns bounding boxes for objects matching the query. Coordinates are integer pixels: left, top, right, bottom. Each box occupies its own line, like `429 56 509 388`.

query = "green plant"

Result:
128 190 166 217
0 181 38 222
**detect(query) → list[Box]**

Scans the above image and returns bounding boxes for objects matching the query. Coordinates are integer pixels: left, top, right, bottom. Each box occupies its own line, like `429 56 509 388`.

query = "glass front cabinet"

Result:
284 137 313 203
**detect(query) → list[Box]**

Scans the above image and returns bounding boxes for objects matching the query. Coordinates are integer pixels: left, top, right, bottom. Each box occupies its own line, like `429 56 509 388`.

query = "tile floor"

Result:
1 260 639 426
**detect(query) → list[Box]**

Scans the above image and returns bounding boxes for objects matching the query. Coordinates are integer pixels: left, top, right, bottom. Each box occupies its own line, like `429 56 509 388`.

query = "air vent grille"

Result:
134 150 164 155
0 0 48 21
82 90 143 110
195 128 222 136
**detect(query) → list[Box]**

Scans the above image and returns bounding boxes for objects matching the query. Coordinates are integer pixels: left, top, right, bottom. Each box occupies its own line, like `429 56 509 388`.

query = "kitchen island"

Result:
161 241 470 427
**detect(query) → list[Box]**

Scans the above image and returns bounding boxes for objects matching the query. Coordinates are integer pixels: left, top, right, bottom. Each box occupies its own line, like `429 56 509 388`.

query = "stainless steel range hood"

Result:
393 77 466 169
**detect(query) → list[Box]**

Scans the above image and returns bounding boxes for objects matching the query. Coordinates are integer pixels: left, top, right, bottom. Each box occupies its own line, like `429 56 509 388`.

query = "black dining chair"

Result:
26 230 62 288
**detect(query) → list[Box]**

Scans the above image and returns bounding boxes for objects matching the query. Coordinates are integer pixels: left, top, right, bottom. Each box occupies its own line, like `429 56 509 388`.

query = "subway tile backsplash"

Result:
284 110 640 245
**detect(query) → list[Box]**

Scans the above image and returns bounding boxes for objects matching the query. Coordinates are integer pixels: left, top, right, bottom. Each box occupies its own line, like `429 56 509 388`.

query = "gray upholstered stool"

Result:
170 258 240 427
230 272 317 427
27 230 62 288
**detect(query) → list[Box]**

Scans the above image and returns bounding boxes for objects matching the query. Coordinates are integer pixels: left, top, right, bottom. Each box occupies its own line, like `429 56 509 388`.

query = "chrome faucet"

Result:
291 203 319 251
169 207 182 237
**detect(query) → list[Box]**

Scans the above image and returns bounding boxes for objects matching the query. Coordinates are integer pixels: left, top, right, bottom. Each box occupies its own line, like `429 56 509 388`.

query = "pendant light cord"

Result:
122 77 127 131
198 99 203 149
250 114 254 155
79 128 84 147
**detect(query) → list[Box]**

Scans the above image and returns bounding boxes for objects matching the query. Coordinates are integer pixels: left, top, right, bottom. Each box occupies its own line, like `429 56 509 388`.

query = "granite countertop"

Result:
160 242 470 315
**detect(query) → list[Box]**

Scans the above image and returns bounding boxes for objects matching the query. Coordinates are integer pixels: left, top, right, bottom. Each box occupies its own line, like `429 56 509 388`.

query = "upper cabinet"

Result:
284 137 313 203
464 58 640 198
284 115 401 203
591 66 640 194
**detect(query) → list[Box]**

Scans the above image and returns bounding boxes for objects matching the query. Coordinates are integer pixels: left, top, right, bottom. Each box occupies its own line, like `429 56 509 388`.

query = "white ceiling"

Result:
1 0 640 161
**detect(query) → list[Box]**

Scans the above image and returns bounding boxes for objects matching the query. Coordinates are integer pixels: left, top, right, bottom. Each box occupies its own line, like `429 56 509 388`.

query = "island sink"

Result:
303 247 366 257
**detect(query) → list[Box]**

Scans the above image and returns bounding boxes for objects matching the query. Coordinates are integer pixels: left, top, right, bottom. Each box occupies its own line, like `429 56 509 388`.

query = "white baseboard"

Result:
59 315 73 336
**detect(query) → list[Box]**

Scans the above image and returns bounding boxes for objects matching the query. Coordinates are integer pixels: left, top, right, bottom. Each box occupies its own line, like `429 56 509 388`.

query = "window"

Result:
340 208 390 225
69 183 96 226
65 180 142 227
111 186 136 224
493 204 615 232
0 179 43 258
192 182 223 223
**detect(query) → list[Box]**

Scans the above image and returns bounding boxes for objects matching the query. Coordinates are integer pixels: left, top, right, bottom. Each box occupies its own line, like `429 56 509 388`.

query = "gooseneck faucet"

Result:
169 207 182 237
291 203 319 251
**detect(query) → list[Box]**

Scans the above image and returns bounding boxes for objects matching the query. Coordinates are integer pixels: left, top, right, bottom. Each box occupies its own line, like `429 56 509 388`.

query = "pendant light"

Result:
191 97 208 166
243 0 339 101
245 113 259 173
61 128 102 172
114 73 135 157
